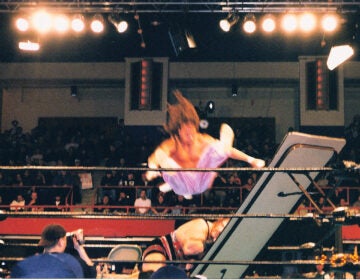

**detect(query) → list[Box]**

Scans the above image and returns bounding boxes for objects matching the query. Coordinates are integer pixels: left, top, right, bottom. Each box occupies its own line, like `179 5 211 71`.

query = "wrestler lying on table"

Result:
146 89 265 199
141 218 230 275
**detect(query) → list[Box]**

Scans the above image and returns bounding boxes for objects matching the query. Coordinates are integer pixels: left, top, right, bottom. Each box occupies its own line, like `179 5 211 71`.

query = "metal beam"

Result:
0 1 359 14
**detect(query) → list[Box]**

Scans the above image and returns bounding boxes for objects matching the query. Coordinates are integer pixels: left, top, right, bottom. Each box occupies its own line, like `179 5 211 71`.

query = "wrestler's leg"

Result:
142 252 167 273
220 123 234 151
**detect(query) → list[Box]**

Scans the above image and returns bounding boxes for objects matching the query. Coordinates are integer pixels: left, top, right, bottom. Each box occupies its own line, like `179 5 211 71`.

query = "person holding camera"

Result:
11 224 95 278
65 228 97 278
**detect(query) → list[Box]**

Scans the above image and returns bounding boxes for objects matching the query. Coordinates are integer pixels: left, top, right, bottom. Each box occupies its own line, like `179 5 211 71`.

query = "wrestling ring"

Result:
1 132 360 278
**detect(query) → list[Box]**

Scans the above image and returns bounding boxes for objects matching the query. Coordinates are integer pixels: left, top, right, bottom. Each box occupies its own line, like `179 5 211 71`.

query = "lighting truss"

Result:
0 1 359 14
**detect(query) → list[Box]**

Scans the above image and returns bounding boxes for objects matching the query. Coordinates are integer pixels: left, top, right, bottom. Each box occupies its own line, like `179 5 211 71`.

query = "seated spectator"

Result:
171 194 190 229
95 195 113 214
203 173 228 207
241 176 255 202
151 193 169 215
33 171 47 186
99 171 117 202
134 189 151 215
27 191 43 212
22 170 35 186
171 195 189 215
10 194 25 211
352 194 360 208
114 191 131 213
46 195 66 212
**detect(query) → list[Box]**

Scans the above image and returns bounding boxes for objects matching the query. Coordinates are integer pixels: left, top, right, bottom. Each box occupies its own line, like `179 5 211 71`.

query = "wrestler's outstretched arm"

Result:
229 147 266 168
146 149 162 181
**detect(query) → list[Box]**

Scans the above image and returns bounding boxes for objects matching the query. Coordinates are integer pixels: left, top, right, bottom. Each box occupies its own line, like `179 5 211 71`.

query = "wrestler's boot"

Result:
219 123 234 152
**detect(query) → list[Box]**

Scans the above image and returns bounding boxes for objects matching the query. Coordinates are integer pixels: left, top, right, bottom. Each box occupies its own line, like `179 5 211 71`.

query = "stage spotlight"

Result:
32 11 52 33
16 17 29 32
90 14 104 33
281 14 297 33
321 14 339 33
261 15 276 33
327 44 354 70
71 14 85 33
53 15 70 33
299 13 316 32
219 13 239 32
243 14 256 34
185 29 197 48
108 14 128 33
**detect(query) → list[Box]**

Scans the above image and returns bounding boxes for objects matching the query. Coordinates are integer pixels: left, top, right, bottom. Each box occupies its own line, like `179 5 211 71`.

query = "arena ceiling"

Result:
0 1 359 63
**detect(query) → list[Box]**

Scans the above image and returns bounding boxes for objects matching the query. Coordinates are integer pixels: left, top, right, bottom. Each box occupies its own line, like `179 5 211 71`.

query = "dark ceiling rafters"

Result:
0 1 359 14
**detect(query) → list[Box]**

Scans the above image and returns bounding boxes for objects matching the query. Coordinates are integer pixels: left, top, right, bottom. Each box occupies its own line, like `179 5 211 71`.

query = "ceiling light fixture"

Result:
32 10 52 33
219 13 239 32
243 14 256 34
90 14 105 33
71 14 85 33
281 13 297 33
321 14 339 33
53 14 70 33
15 17 29 32
261 15 276 33
108 14 128 33
299 13 316 32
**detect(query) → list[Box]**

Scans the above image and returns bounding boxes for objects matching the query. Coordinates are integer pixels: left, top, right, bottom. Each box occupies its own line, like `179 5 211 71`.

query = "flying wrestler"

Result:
146 89 266 199
141 217 230 275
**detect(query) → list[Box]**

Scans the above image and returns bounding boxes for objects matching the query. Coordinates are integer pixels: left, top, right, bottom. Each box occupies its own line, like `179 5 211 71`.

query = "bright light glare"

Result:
243 18 256 34
32 11 52 33
327 45 354 70
16 18 29 32
91 17 104 33
282 14 297 33
262 17 276 33
19 40 40 51
53 15 69 33
219 19 231 32
299 13 316 32
322 14 338 32
116 21 128 33
71 16 85 32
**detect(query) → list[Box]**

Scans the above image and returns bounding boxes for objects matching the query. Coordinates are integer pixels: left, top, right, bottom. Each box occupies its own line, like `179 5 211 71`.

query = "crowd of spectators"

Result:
0 115 359 214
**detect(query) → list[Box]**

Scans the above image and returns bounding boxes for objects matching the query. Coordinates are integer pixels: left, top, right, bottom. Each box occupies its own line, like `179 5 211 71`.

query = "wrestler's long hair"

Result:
164 90 200 136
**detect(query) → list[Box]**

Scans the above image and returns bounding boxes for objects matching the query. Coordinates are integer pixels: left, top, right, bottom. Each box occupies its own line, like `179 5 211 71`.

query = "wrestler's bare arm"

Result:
229 147 266 168
146 139 175 181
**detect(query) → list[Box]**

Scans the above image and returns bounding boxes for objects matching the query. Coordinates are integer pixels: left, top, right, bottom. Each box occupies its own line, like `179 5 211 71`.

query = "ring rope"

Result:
1 256 358 268
0 165 337 172
0 256 326 266
2 211 319 220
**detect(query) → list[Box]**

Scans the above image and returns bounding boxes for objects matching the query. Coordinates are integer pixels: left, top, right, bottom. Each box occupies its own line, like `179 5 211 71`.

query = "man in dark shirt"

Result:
11 224 84 278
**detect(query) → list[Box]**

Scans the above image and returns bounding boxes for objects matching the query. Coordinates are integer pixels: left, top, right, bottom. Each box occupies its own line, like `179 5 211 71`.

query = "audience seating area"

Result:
0 115 359 214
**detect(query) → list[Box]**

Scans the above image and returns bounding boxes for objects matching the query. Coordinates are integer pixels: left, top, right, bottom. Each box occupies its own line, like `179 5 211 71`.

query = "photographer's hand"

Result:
73 236 94 266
